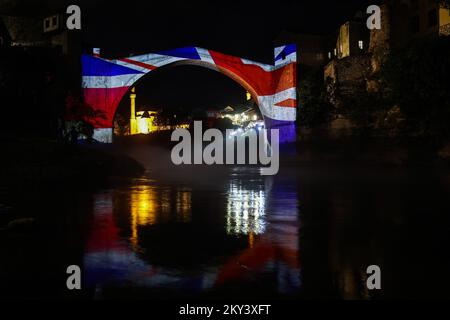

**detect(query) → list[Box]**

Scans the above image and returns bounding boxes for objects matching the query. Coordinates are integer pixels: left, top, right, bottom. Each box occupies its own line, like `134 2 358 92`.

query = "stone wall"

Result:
369 4 391 74
324 55 371 106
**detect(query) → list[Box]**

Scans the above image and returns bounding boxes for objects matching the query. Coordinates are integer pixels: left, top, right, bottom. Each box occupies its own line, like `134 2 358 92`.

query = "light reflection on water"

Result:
5 162 449 299
129 186 192 250
226 181 266 235
83 171 301 297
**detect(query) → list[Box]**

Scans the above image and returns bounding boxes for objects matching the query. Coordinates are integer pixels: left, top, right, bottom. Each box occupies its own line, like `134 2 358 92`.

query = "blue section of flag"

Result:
81 54 143 76
158 47 201 60
274 44 297 62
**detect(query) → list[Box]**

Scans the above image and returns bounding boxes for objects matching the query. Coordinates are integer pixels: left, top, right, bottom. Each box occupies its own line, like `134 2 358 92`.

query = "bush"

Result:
298 73 333 128
382 37 450 143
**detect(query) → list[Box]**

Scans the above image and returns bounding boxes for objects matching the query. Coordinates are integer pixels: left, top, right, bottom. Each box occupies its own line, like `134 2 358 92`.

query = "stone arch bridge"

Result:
77 45 297 143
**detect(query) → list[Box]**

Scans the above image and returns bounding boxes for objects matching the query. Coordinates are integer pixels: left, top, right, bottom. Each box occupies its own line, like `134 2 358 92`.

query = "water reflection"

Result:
226 181 266 235
4 159 450 299
129 186 191 250
83 172 301 297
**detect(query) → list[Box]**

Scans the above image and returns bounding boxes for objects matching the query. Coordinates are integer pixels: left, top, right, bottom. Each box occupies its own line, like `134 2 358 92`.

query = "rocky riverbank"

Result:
0 136 145 191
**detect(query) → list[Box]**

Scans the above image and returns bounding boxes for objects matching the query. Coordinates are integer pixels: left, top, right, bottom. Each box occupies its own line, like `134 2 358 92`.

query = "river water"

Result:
1 145 450 299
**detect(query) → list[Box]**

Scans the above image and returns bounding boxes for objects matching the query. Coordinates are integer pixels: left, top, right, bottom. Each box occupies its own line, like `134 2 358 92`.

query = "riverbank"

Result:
0 136 145 192
114 132 450 169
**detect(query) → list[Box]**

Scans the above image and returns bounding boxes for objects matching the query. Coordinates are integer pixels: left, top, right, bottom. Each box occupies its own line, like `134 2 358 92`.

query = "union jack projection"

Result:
77 45 297 143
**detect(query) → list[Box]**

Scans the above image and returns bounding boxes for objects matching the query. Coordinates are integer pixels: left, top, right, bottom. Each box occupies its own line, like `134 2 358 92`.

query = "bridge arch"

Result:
78 46 297 143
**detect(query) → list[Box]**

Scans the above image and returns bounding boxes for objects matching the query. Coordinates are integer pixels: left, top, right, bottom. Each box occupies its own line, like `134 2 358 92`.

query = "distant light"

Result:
358 40 364 50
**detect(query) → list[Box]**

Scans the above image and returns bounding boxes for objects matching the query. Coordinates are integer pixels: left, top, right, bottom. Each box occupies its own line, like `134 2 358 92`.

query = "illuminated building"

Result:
334 19 369 59
136 110 158 134
126 88 189 135
220 105 262 127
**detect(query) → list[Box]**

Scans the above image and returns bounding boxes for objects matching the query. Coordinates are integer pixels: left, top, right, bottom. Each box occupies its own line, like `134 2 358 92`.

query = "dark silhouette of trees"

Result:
382 37 450 143
297 72 333 128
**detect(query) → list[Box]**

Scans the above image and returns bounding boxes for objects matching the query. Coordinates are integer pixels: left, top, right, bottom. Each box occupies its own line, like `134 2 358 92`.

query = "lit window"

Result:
328 52 331 59
358 40 364 50
334 48 337 56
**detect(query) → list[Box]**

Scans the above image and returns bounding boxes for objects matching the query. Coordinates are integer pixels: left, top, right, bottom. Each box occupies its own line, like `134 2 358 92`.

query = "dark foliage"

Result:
297 72 334 128
382 37 450 142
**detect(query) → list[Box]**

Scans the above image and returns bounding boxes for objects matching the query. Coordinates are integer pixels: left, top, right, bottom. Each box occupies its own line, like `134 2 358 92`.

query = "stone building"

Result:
323 14 372 107
320 1 450 136
369 0 450 56
0 11 81 137
325 0 450 102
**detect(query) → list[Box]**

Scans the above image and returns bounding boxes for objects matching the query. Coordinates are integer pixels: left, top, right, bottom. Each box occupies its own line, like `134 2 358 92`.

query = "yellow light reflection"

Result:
129 186 192 250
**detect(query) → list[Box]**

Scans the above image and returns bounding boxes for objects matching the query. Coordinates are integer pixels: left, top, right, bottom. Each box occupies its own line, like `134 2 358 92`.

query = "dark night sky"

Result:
2 0 378 111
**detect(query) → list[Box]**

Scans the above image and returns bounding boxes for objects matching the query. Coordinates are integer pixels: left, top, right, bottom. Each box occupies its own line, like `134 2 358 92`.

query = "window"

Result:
428 9 438 27
358 40 364 50
43 15 59 33
334 48 337 56
411 15 420 33
328 51 331 59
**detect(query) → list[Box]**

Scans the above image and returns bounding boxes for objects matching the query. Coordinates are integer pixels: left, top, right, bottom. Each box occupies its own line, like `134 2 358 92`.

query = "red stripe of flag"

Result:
118 58 157 71
275 99 297 108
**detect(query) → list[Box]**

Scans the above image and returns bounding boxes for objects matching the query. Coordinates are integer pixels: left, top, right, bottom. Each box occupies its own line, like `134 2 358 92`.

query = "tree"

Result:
297 73 333 128
65 93 106 140
382 37 450 143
